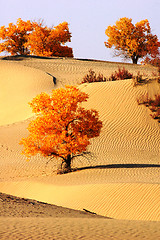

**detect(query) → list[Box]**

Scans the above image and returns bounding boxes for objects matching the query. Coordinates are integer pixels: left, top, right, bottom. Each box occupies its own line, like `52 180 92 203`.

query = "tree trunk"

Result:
131 55 138 64
65 154 72 170
60 154 72 173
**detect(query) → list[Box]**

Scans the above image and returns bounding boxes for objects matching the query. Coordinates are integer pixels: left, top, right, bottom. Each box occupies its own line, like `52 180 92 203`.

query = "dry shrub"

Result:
132 72 151 86
81 69 107 83
137 93 160 122
108 67 133 81
133 72 144 86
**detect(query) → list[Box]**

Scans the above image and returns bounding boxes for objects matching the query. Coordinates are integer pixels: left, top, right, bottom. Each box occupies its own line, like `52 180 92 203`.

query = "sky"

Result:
0 0 160 63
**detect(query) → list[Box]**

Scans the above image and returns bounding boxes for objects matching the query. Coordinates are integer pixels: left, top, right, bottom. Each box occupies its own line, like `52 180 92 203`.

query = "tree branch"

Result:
71 151 92 160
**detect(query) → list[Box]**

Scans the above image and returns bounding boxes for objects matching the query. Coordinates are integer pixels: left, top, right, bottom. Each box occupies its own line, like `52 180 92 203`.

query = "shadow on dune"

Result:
1 55 63 61
76 163 160 171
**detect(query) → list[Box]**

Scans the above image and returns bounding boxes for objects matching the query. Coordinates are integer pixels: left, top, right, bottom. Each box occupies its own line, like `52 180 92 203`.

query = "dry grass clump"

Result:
108 67 133 81
133 72 145 86
81 67 133 84
82 67 160 86
81 69 107 83
133 70 160 86
137 93 160 122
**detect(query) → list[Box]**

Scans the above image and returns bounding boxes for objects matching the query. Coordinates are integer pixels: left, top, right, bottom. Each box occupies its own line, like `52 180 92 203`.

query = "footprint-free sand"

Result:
0 56 160 239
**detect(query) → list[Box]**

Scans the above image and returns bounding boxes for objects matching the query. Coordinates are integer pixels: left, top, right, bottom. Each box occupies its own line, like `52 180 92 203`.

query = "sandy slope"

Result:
1 217 160 240
0 61 53 125
0 56 160 239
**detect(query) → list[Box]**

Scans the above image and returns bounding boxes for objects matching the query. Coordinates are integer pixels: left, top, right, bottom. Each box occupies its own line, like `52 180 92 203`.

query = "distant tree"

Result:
20 86 102 173
25 21 73 57
105 17 160 64
0 18 33 55
0 19 73 57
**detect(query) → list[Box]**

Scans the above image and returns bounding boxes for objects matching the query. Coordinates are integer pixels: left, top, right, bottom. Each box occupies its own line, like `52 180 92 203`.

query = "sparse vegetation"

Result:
81 69 107 83
132 72 144 86
108 67 133 81
81 67 133 84
133 72 160 86
137 93 160 122
132 72 152 86
81 67 160 87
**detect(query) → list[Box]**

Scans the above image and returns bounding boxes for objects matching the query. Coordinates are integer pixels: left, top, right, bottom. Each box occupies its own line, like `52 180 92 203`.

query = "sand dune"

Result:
0 61 53 125
1 217 160 240
0 56 160 239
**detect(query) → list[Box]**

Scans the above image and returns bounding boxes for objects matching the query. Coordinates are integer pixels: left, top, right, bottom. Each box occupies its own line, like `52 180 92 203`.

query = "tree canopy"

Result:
26 21 73 57
105 17 160 64
0 18 33 55
0 18 73 57
20 86 102 173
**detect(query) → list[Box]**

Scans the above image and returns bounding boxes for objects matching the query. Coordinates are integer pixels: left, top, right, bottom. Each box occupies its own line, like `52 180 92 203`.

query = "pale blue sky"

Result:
0 0 160 62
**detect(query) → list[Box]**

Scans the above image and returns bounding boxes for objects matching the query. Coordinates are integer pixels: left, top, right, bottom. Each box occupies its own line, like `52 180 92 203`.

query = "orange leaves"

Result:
25 21 73 57
0 18 33 55
0 19 73 57
105 17 160 64
29 92 52 113
0 26 6 38
20 86 102 161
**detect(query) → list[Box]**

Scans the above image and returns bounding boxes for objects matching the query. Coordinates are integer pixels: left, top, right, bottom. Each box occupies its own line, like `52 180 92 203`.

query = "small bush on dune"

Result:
133 70 160 86
137 93 160 122
108 67 133 81
81 67 133 84
152 108 160 120
81 67 159 85
132 72 152 86
142 56 160 83
81 69 107 83
137 93 153 106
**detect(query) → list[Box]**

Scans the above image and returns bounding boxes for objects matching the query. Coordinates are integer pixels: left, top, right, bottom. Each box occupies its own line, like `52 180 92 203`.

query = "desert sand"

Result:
0 56 160 239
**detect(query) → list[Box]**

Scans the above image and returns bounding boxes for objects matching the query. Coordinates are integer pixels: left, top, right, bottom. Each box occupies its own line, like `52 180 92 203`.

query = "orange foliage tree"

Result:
20 86 102 173
25 21 73 57
0 19 73 57
105 17 160 64
0 18 33 55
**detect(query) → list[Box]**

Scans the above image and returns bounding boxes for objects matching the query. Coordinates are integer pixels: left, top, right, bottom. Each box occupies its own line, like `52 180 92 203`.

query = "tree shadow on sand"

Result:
75 163 160 172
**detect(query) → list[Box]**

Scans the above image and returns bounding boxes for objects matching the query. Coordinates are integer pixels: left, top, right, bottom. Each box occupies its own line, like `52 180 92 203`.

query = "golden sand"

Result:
0 56 160 239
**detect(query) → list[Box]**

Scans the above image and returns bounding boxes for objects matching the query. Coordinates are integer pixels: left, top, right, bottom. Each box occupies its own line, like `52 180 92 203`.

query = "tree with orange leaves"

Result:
25 21 73 57
105 17 160 64
0 18 33 55
0 19 73 57
20 86 102 173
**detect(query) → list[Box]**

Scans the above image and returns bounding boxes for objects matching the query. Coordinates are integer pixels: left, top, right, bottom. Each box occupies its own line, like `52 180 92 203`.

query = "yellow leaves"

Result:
0 26 6 38
29 92 52 113
26 20 73 57
105 17 159 64
20 86 102 161
0 18 33 55
0 19 73 57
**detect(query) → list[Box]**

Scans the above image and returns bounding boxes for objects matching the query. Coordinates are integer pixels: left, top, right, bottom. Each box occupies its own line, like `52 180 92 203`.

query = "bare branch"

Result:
71 151 93 160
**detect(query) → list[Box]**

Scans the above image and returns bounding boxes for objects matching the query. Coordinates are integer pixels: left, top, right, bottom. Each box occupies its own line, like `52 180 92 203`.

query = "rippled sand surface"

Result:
0 56 160 239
